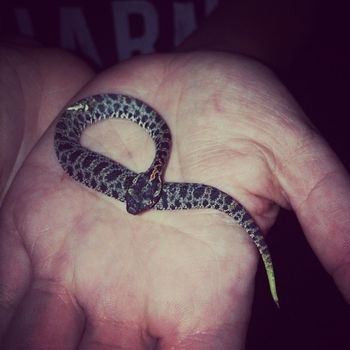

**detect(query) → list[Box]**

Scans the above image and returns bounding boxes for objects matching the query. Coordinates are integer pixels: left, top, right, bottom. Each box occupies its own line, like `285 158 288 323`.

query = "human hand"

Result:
1 49 349 349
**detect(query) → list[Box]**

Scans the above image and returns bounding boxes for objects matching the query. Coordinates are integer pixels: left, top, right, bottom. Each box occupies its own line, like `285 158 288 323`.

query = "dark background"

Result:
1 0 349 348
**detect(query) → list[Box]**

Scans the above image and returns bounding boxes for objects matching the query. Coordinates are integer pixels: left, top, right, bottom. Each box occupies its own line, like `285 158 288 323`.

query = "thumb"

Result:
277 132 350 303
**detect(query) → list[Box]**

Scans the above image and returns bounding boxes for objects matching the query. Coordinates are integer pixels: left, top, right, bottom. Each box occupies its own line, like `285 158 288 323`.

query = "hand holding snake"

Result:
1 51 349 349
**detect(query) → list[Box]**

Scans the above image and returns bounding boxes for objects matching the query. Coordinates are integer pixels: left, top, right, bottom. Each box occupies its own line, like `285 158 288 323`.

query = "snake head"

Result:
125 170 162 215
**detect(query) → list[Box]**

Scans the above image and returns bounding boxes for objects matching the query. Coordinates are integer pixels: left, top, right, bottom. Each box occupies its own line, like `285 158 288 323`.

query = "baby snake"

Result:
54 93 279 307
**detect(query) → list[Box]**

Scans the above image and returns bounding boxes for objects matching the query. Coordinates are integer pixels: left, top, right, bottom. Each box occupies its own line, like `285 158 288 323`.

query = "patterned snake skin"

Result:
54 93 279 306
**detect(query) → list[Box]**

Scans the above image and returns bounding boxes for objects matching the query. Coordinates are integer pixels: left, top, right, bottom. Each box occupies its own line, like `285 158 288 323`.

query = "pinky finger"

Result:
1 281 84 350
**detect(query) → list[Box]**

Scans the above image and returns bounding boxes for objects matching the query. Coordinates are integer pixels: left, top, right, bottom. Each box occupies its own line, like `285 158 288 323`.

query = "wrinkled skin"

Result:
1 46 350 350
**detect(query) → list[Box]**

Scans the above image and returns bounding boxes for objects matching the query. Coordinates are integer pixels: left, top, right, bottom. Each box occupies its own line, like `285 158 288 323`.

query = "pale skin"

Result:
0 44 350 350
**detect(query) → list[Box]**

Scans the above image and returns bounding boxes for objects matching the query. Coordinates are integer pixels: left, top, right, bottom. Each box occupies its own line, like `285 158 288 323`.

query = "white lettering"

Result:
60 7 102 66
112 1 159 61
174 2 196 46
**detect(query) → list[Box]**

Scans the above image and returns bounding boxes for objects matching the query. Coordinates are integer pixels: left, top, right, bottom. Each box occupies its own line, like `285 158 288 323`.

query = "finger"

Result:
78 318 157 350
277 134 350 302
0 44 94 202
159 327 246 350
1 280 84 349
0 211 31 337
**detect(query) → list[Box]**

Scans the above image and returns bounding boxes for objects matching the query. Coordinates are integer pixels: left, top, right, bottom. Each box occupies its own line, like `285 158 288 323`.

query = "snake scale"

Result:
54 93 279 307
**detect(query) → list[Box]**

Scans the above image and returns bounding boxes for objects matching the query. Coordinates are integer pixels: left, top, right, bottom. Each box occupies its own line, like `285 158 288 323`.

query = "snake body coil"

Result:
54 93 279 306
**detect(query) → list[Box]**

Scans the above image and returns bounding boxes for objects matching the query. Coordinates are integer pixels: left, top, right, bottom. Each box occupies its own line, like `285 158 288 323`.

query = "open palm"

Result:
1 51 349 349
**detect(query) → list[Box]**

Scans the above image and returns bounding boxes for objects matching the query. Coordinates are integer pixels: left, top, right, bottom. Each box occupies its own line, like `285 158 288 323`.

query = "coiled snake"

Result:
54 93 279 307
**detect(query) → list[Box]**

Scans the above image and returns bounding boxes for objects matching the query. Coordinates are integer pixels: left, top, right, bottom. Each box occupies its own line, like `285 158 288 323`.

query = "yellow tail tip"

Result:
266 263 280 308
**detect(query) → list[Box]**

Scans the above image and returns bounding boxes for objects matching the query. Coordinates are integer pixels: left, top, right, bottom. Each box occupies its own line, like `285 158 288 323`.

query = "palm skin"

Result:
1 50 349 349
